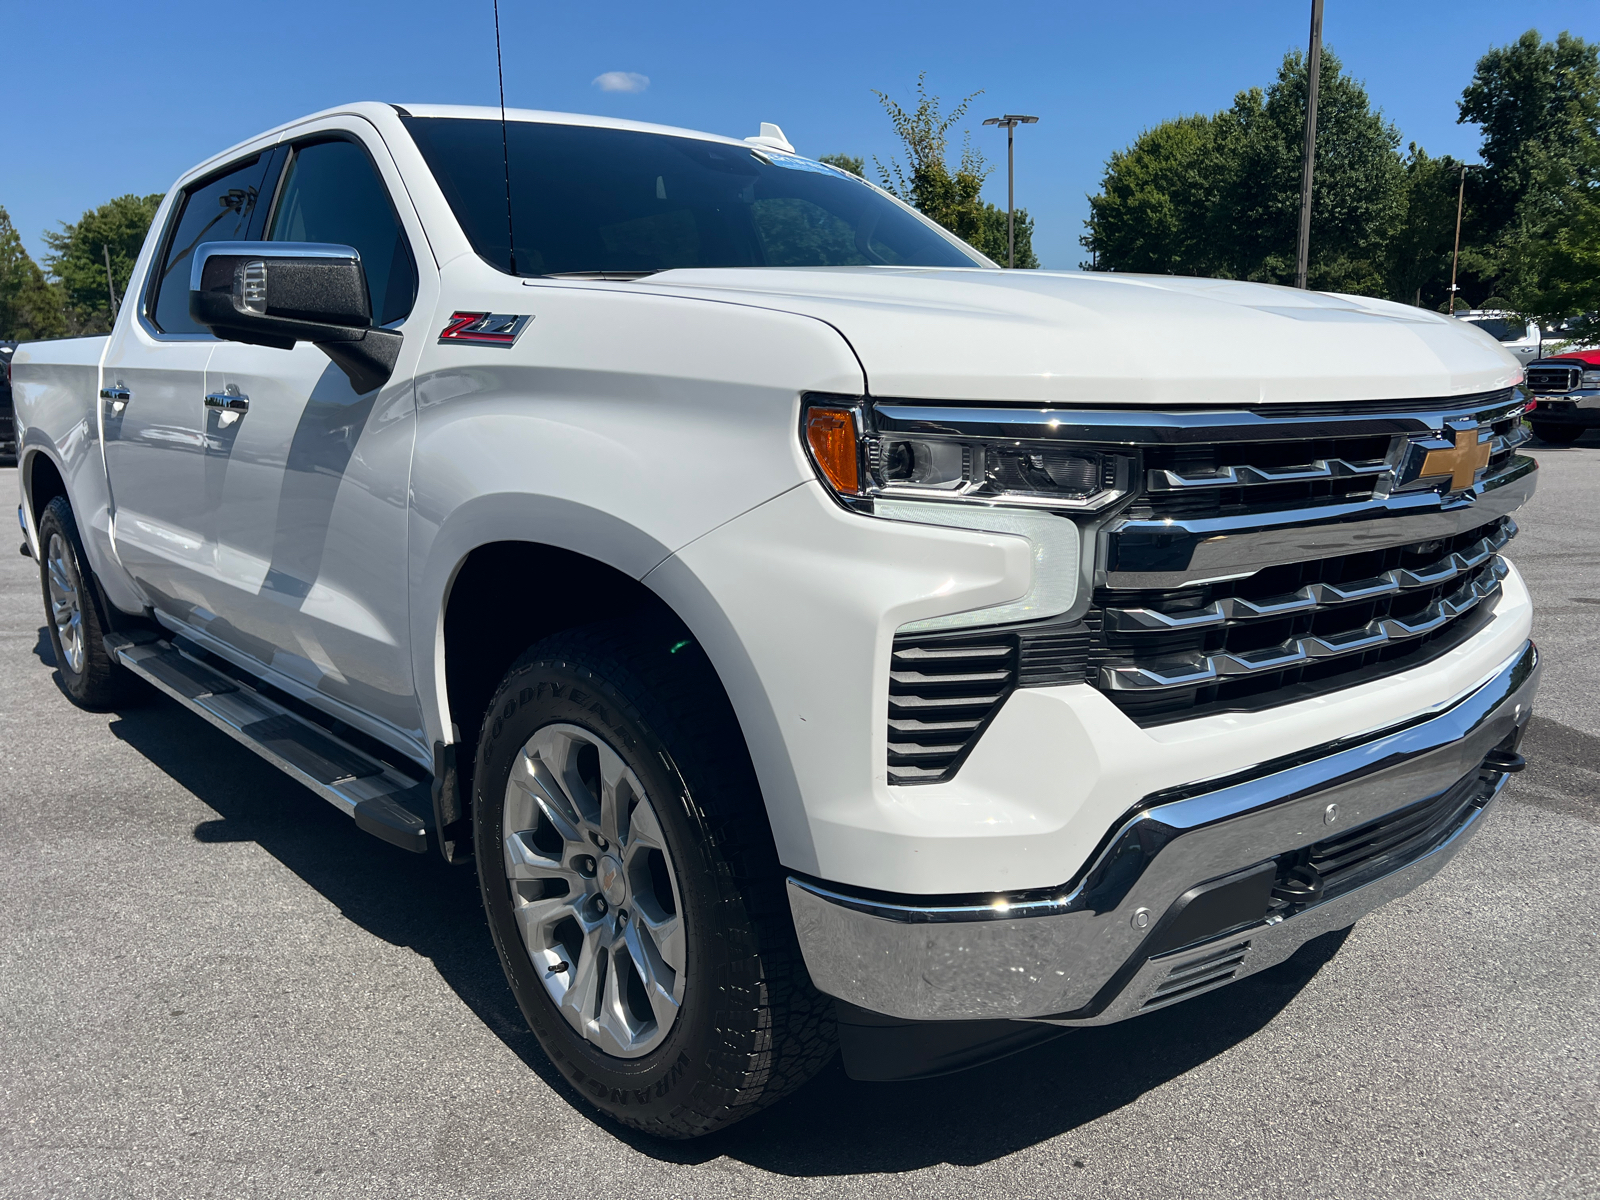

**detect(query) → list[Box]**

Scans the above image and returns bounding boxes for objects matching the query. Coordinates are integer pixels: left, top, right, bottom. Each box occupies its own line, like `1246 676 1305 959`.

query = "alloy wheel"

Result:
45 532 85 675
501 723 686 1058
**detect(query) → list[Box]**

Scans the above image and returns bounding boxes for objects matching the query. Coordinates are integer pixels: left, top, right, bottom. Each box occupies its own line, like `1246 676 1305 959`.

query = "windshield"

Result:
400 116 987 275
1461 316 1531 342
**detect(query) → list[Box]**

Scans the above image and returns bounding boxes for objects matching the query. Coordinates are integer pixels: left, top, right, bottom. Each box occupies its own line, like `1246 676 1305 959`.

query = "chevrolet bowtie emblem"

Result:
1418 423 1492 492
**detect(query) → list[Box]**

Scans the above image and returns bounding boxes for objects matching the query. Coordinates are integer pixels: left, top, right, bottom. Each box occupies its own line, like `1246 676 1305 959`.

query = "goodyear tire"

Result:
473 619 836 1138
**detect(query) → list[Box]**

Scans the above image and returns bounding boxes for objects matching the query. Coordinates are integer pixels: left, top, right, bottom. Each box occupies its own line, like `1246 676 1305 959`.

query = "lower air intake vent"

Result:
1299 767 1487 897
887 632 1017 785
1141 941 1251 1011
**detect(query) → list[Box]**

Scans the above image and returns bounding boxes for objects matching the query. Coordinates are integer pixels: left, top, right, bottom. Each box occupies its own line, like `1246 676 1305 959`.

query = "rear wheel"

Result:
1530 421 1584 445
36 495 132 709
473 620 836 1138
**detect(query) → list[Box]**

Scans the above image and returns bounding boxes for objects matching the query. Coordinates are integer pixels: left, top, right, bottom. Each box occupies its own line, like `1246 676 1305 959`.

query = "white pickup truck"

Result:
14 102 1540 1138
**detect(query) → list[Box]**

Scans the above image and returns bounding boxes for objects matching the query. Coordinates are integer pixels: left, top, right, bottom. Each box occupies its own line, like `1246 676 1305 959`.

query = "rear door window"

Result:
149 154 276 335
268 139 417 325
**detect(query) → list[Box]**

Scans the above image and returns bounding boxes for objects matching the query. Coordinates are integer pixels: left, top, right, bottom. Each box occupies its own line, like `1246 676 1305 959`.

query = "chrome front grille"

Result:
882 388 1537 780
1134 412 1528 522
887 634 1017 784
1141 434 1393 519
1527 364 1581 395
1095 517 1514 723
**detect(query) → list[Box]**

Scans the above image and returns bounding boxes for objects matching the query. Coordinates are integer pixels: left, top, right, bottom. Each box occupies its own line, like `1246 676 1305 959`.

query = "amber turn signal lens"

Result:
805 407 861 495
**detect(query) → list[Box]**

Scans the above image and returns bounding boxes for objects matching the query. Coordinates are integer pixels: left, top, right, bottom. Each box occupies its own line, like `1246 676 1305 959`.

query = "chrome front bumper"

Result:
789 640 1539 1024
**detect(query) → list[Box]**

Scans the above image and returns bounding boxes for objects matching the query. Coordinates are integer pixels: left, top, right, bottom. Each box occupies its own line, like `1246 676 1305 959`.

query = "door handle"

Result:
203 391 249 413
100 385 131 415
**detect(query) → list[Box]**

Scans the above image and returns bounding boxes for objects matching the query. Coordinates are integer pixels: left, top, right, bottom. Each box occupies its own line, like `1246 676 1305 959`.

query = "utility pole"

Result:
102 244 119 318
1294 0 1324 289
982 114 1039 268
1447 164 1466 315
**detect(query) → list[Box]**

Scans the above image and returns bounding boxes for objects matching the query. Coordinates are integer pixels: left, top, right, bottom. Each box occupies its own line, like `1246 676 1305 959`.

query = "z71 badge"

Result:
438 311 532 346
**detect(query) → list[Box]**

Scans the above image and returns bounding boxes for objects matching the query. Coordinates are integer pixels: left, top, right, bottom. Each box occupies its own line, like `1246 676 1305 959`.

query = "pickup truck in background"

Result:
1455 309 1542 366
1524 348 1600 444
13 103 1540 1139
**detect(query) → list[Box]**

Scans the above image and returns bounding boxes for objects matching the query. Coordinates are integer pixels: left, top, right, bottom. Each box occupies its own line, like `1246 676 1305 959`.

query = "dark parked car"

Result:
0 342 16 463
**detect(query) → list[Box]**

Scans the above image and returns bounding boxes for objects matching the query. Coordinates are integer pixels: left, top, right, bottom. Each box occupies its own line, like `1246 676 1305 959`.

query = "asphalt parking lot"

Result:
1 446 1597 1200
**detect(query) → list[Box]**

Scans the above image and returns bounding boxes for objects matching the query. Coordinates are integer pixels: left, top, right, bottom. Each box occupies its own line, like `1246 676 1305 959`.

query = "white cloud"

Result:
592 71 649 94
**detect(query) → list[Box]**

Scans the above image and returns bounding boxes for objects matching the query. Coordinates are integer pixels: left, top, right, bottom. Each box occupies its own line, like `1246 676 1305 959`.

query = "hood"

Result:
639 267 1521 406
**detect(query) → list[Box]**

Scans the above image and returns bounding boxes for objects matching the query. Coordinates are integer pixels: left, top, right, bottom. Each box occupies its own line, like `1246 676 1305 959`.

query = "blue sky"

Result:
3 1 1595 270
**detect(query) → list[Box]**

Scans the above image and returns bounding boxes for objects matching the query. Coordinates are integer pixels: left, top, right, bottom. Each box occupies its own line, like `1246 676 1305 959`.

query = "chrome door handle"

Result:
203 391 249 413
100 385 131 415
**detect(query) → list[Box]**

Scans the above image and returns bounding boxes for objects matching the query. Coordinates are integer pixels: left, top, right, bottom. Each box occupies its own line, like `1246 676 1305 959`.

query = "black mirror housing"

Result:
189 242 402 393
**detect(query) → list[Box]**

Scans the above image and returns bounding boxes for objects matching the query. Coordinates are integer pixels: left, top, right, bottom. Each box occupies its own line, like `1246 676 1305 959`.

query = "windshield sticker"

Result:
751 150 857 179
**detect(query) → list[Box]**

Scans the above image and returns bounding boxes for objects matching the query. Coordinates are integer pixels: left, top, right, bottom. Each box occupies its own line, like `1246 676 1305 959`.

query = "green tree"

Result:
872 74 1038 268
42 193 162 334
0 207 67 341
1489 136 1600 325
818 153 865 177
1083 49 1408 297
1385 146 1467 309
1079 114 1224 273
1454 31 1600 323
1458 30 1600 243
1217 49 1405 291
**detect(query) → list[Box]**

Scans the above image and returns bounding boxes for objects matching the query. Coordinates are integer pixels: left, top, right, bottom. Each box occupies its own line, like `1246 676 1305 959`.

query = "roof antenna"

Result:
493 0 517 274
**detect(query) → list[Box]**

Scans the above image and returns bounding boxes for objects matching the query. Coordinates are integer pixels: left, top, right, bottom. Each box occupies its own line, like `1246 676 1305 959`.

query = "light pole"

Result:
982 114 1038 268
1294 0 1325 289
1447 164 1466 315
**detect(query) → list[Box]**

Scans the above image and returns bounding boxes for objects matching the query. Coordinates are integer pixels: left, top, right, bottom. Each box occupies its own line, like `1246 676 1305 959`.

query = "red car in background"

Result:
1524 347 1600 444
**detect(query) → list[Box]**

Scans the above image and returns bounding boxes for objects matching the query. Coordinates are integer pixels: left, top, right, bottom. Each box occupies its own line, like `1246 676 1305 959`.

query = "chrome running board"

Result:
105 633 432 854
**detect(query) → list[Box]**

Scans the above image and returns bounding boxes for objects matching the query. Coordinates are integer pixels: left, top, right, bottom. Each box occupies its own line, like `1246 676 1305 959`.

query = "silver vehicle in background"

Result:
1456 310 1541 366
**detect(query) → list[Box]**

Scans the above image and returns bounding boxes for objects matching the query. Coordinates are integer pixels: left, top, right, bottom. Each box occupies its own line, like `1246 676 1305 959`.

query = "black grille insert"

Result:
887 633 1017 784
1295 766 1491 897
1091 517 1513 725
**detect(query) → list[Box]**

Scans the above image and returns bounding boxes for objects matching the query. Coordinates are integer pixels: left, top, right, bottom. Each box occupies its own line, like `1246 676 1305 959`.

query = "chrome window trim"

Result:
137 150 282 344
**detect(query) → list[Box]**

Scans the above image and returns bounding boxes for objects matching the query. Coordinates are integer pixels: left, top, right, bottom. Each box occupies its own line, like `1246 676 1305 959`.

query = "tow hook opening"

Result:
1481 748 1526 774
1272 862 1325 906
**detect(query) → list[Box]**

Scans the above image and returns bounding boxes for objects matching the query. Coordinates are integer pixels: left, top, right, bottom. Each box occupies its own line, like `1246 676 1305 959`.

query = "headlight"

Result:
1582 370 1600 389
802 398 1133 512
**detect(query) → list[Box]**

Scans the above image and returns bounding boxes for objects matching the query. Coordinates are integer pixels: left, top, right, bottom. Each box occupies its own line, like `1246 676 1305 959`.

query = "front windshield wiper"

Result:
537 271 661 281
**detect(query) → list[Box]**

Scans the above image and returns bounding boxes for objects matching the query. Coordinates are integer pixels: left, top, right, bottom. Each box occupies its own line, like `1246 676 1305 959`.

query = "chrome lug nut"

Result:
1131 908 1152 930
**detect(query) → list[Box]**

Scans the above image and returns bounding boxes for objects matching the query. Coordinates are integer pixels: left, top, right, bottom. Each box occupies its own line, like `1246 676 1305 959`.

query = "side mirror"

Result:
190 241 402 393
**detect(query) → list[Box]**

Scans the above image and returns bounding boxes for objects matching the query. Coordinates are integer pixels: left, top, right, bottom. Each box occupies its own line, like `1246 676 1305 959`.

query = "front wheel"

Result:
1530 421 1585 445
473 621 835 1138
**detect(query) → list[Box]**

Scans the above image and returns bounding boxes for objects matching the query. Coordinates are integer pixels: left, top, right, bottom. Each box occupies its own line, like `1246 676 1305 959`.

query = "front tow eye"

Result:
1482 749 1527 774
1272 863 1325 906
